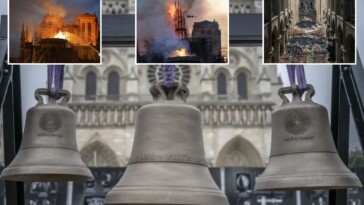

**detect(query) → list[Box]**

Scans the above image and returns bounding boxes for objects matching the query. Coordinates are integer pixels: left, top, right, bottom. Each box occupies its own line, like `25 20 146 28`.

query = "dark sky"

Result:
9 0 100 57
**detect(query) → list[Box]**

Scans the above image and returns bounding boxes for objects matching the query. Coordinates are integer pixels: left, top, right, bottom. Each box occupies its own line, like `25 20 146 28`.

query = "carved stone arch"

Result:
80 140 122 167
80 66 101 78
216 137 264 167
233 67 252 79
213 67 231 78
102 65 124 79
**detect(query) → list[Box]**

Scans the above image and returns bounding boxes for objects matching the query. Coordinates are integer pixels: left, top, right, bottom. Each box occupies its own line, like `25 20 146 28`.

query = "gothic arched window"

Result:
86 71 97 100
217 73 227 96
237 72 248 99
107 71 120 101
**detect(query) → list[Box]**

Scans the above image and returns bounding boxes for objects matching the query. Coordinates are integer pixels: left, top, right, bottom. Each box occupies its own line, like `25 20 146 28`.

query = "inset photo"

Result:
263 0 356 64
8 0 101 64
136 0 229 65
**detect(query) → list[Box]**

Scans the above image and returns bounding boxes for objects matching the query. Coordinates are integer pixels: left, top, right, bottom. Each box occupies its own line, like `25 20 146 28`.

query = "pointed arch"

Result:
216 137 264 167
80 140 121 167
217 72 227 95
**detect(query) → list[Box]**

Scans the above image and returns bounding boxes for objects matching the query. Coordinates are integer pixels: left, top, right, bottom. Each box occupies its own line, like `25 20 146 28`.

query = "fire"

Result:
54 31 66 39
175 48 187 57
167 3 176 26
168 4 176 19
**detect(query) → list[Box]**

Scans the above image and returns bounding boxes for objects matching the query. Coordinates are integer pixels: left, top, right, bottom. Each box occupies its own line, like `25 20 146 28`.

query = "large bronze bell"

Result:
105 82 229 205
254 85 363 191
0 88 93 182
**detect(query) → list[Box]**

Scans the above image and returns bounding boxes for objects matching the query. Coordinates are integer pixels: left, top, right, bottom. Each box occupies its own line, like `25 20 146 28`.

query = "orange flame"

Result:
167 3 176 27
175 48 188 57
54 31 66 39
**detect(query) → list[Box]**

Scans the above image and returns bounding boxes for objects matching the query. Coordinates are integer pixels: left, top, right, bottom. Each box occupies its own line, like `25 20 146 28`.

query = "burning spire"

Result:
174 0 187 39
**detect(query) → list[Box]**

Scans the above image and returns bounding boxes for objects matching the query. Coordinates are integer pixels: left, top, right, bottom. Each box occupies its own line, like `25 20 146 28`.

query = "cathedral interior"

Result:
264 0 356 63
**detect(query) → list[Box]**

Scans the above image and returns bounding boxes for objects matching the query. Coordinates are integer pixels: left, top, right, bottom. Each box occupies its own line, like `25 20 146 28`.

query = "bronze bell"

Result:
254 85 363 191
105 82 229 205
0 88 93 182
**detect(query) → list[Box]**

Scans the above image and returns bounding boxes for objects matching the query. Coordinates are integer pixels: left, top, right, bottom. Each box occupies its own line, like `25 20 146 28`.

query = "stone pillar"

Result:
281 30 286 54
335 36 342 63
274 35 281 63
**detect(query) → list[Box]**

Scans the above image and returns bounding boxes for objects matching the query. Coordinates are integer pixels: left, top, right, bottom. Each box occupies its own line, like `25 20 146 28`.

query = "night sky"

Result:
9 0 100 57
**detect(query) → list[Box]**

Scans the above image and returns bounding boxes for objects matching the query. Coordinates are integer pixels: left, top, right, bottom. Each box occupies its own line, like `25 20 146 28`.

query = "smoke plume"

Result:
42 0 67 17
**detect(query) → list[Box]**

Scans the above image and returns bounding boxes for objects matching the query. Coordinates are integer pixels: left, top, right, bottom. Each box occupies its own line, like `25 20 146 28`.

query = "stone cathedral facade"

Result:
62 0 283 168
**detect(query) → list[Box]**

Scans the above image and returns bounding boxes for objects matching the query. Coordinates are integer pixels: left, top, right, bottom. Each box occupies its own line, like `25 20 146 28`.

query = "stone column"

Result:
281 29 286 54
274 35 281 63
335 36 342 63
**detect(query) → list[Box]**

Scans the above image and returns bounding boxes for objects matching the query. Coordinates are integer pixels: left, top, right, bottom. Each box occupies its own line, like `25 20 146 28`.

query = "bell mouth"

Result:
0 165 94 182
255 173 363 191
104 163 229 205
104 189 228 205
254 152 363 191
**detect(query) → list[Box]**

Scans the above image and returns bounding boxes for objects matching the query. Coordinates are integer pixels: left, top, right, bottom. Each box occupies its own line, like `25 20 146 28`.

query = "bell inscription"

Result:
39 111 62 133
284 135 313 142
284 110 311 135
128 153 207 166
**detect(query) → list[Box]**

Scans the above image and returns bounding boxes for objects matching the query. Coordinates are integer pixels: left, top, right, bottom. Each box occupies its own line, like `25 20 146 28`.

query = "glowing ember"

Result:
54 31 66 39
175 48 188 57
